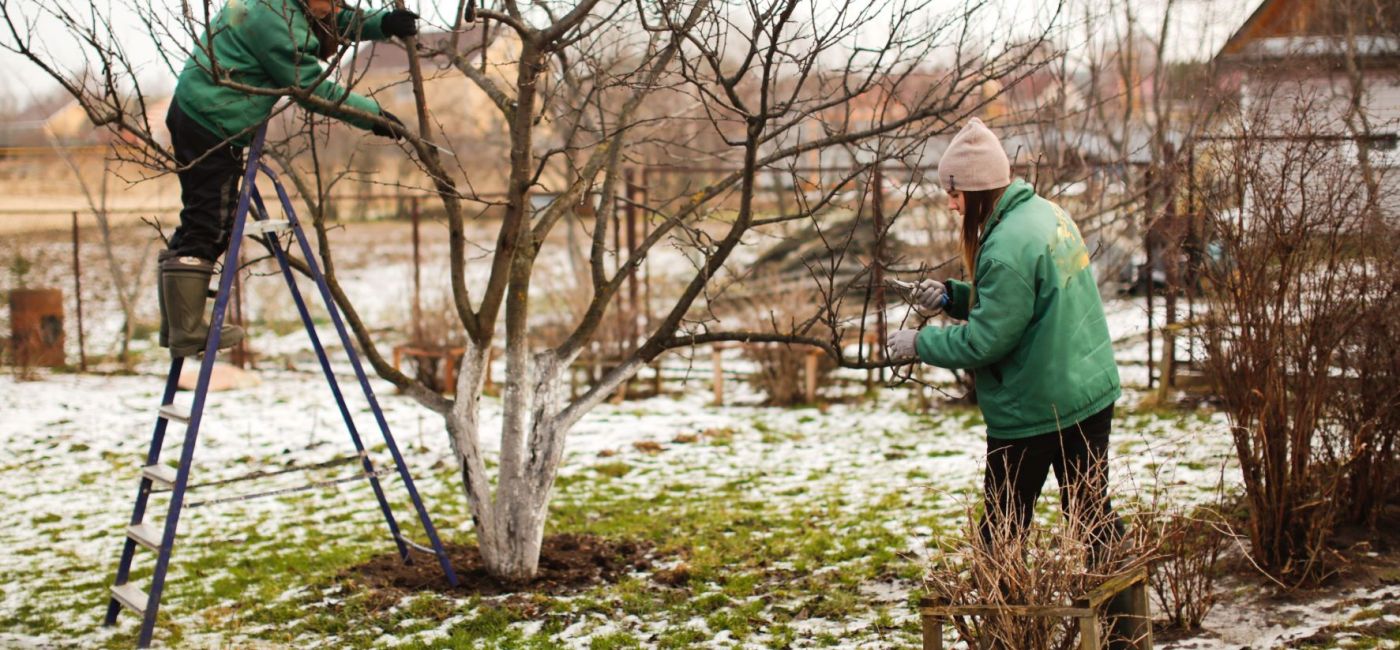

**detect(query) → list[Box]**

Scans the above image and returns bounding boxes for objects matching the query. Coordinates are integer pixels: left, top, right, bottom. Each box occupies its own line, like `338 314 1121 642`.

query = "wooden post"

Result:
712 344 724 406
230 231 249 368
863 332 874 393
613 182 625 365
70 212 86 371
442 349 460 393
1133 579 1153 650
921 615 944 650
639 171 653 343
411 197 423 344
804 348 819 404
625 168 639 355
871 166 887 384
1078 615 1101 650
484 346 497 392
1145 168 1155 389
1107 578 1155 650
1162 151 1180 394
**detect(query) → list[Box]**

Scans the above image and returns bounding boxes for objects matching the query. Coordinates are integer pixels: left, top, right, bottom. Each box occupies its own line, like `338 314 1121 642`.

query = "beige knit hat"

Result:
937 118 1011 192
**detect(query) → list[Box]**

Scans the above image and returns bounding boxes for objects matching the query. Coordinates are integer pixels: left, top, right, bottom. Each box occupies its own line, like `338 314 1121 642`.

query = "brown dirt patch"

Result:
341 533 655 597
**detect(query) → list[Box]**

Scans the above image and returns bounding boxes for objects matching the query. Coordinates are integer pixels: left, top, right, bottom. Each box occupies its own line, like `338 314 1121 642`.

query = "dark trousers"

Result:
165 100 244 262
979 404 1124 556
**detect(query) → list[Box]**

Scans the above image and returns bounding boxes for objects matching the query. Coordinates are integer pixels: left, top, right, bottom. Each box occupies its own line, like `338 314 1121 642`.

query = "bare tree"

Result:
2 0 1064 582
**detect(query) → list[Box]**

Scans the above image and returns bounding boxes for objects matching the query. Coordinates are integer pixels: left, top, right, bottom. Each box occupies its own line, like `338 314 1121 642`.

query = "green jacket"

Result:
915 179 1120 439
174 0 390 145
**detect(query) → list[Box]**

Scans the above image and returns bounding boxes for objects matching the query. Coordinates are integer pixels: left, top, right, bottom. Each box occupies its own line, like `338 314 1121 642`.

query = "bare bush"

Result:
1141 502 1228 630
728 287 836 405
924 475 1150 649
402 290 471 393
1199 98 1400 584
1329 225 1400 528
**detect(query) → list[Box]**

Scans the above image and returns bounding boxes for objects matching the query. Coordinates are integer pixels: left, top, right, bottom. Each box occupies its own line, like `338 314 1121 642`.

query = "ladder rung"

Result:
142 464 178 488
127 523 165 551
110 583 148 616
246 220 292 236
159 404 190 423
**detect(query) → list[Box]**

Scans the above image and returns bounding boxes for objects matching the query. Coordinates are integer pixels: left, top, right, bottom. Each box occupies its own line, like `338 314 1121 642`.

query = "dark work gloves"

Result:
381 9 419 38
373 109 404 140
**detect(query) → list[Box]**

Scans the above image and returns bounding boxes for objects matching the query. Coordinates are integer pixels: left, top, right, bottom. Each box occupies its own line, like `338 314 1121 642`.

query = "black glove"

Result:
373 109 404 140
381 9 419 38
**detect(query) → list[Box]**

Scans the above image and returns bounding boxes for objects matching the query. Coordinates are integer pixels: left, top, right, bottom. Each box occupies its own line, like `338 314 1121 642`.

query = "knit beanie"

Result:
937 118 1011 192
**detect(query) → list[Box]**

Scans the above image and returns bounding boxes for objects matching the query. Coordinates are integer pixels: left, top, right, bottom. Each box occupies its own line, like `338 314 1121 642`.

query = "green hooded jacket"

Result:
915 179 1120 439
173 0 390 145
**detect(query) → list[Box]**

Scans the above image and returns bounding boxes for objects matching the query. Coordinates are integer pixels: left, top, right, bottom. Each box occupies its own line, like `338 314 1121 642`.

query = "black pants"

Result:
979 404 1124 556
165 100 244 262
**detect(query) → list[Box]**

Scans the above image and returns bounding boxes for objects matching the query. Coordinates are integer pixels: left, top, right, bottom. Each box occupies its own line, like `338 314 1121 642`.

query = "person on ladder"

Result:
160 0 419 357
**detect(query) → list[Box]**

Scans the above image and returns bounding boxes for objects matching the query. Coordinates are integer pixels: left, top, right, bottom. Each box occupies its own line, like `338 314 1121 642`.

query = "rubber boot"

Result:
161 255 244 357
156 250 177 348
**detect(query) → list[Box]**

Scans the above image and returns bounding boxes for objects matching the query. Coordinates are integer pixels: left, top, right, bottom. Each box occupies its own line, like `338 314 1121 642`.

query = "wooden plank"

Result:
1076 568 1146 609
921 604 1093 618
141 464 178 488
158 403 190 424
126 523 164 551
110 583 148 616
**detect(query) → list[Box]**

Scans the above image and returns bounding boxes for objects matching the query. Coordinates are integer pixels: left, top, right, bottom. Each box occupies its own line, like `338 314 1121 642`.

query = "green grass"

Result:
12 460 934 648
1 402 1246 648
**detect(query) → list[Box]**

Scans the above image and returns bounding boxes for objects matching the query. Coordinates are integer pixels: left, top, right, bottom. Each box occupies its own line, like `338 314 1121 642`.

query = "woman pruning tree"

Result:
159 0 418 357
888 118 1124 556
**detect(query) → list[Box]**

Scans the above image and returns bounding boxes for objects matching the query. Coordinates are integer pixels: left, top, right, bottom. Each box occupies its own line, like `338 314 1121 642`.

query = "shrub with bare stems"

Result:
1199 97 1400 585
924 469 1151 649
1137 496 1229 631
727 285 837 405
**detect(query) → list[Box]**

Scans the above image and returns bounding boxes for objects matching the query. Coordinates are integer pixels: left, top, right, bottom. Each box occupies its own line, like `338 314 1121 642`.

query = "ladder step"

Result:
110 583 148 616
159 404 190 423
142 464 179 488
246 219 292 236
127 523 165 551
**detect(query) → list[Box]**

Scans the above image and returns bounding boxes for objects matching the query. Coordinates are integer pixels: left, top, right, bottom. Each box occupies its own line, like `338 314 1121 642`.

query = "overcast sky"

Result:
0 0 1260 111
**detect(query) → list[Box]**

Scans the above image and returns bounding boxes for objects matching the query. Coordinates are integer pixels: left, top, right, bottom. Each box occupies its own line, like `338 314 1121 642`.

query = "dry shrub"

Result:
1140 502 1228 630
1199 101 1400 583
530 254 645 393
1328 234 1400 527
403 290 469 392
924 475 1151 649
730 287 836 405
741 342 835 406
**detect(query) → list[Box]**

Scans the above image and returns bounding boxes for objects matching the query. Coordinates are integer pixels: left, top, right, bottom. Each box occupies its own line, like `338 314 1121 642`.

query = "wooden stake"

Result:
412 197 422 344
712 345 724 406
804 348 819 404
71 211 86 371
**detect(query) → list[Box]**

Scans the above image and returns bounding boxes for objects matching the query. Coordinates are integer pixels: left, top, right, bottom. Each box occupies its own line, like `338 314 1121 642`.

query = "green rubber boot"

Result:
160 255 244 358
157 250 177 348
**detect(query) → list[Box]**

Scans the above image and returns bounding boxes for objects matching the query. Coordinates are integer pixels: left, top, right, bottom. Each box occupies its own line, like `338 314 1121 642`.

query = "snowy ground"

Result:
0 363 1240 649
3 224 1396 648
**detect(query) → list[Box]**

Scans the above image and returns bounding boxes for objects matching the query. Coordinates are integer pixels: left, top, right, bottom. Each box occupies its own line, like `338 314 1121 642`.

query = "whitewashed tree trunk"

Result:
445 341 609 582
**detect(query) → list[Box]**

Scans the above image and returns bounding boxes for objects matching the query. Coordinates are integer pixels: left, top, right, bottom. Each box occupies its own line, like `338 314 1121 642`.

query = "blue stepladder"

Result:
103 125 459 648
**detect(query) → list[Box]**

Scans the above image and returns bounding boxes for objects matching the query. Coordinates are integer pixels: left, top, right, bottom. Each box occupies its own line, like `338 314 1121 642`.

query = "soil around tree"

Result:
341 533 657 598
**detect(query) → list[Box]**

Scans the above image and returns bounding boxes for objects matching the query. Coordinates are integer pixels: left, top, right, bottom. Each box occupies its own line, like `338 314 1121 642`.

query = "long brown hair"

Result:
959 186 1007 283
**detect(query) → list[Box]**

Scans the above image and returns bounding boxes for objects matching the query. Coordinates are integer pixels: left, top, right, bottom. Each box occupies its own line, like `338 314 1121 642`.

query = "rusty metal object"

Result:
9 288 65 367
